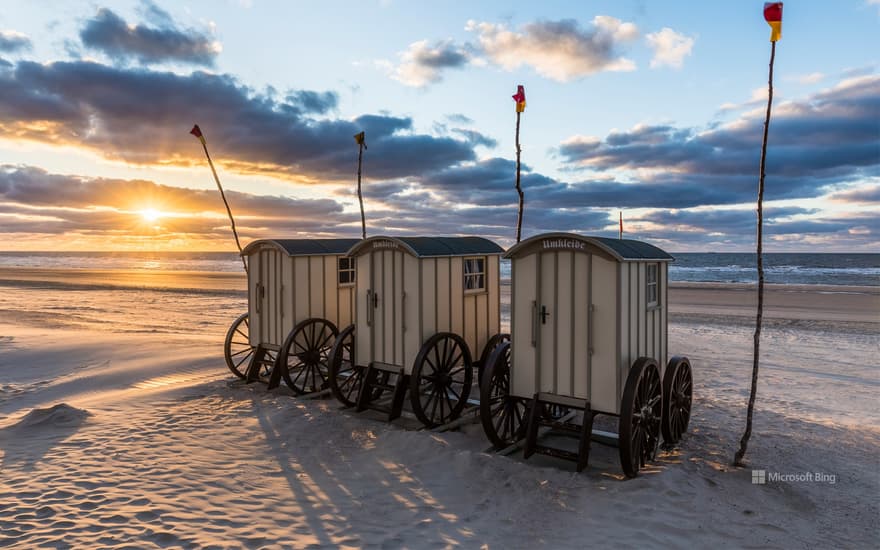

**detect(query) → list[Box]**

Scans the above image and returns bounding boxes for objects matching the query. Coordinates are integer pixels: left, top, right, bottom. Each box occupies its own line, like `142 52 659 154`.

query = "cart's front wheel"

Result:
224 312 253 379
479 341 527 449
662 356 693 444
410 333 473 428
280 318 338 395
619 357 663 478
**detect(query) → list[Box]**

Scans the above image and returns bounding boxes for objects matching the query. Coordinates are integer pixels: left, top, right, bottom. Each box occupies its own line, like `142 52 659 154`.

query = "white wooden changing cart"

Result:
478 233 693 477
327 236 508 428
223 238 360 394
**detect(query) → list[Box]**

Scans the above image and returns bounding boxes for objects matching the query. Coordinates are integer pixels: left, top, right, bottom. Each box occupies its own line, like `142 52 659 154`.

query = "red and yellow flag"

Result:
512 85 526 113
190 124 206 145
763 2 783 42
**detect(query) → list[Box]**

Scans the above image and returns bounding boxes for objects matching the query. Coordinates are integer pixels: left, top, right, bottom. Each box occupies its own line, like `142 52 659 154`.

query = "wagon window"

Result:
338 257 355 286
463 257 486 292
646 263 658 307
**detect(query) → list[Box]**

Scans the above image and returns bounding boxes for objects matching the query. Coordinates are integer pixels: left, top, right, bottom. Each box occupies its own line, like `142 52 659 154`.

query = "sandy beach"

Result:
1 273 877 548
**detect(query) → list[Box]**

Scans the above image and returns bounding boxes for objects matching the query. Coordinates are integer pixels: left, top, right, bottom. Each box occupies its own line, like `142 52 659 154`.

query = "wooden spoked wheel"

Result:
328 324 362 407
410 333 473 428
280 318 338 395
479 342 527 449
618 357 663 478
662 356 693 444
224 312 253 379
476 333 510 389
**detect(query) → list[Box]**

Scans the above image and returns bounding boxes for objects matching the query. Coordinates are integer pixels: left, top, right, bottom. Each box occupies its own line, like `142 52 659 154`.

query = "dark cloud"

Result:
828 185 880 204
285 90 338 115
452 128 498 148
559 76 880 199
0 31 31 53
79 6 219 66
0 60 476 180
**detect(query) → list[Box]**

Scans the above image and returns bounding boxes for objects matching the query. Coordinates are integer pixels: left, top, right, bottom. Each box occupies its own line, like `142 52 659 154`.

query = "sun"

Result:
139 208 163 222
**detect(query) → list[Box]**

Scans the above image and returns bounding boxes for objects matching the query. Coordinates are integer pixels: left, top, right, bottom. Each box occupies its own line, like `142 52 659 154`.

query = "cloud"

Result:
451 128 497 148
558 75 880 205
0 60 477 181
791 72 825 85
389 40 471 87
285 90 338 114
0 165 358 242
79 5 220 66
0 30 32 53
465 17 638 81
717 87 768 113
828 185 880 204
645 28 694 69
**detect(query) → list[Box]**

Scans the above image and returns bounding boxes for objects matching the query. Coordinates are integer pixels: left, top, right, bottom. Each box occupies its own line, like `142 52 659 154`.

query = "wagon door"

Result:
248 247 279 348
534 250 591 400
355 247 406 369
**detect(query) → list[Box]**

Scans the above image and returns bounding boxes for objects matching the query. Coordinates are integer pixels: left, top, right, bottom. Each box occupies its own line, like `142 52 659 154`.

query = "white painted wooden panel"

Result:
590 256 618 414
572 253 589 400
510 254 536 399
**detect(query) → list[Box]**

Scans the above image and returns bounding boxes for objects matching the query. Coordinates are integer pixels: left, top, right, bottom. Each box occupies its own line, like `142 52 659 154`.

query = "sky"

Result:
0 0 877 252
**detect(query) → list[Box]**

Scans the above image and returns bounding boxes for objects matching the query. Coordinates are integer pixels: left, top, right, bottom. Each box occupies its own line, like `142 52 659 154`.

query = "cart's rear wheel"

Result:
479 342 527 449
477 333 510 389
619 357 663 478
410 333 473 428
280 318 338 395
224 312 253 379
328 324 362 407
662 356 693 444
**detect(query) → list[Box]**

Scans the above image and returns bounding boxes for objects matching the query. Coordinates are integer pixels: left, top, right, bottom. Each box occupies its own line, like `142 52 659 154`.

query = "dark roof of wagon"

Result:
347 236 504 258
504 233 673 262
241 238 361 257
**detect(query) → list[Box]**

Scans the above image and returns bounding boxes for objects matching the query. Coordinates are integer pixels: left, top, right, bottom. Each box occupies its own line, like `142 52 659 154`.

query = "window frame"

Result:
463 256 487 294
337 256 356 287
646 262 659 308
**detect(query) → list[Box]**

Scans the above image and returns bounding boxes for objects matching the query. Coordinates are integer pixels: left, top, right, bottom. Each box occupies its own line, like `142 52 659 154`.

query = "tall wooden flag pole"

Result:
735 2 782 466
354 131 368 239
512 85 527 243
190 124 248 274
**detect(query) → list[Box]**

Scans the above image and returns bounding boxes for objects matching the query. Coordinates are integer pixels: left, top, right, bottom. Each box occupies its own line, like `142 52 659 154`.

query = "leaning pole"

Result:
190 124 248 275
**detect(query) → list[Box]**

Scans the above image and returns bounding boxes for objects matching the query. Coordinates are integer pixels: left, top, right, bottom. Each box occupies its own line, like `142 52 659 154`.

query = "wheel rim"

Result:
619 358 662 478
281 319 337 395
328 325 363 407
411 333 472 428
224 313 253 379
663 358 693 443
479 342 526 449
477 333 510 389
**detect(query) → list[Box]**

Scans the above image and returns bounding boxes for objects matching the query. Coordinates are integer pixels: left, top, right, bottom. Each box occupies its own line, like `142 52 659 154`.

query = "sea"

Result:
0 251 877 286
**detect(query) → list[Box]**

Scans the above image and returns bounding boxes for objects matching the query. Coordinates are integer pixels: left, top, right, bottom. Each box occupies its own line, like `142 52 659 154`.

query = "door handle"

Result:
531 301 537 347
540 305 550 324
366 289 373 326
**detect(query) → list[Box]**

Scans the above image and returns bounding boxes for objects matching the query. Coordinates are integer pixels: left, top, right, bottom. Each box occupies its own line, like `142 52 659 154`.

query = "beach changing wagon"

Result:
223 238 359 394
327 236 507 428
478 233 693 477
